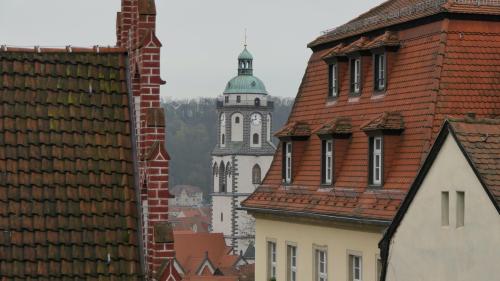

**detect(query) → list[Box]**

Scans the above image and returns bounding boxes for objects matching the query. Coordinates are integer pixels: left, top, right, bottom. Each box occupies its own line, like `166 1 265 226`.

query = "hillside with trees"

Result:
163 97 294 198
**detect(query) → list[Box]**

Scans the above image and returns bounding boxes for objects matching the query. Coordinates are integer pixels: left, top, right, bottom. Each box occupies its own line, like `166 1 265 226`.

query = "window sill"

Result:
368 184 383 189
326 96 338 106
348 95 361 103
372 90 386 99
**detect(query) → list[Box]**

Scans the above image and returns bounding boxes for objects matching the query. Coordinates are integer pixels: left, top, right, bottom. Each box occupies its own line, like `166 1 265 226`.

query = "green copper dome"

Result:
238 47 253 60
224 46 268 95
224 75 268 94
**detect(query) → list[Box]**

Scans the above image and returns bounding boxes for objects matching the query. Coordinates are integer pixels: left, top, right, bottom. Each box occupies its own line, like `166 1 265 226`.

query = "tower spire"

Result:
244 28 247 48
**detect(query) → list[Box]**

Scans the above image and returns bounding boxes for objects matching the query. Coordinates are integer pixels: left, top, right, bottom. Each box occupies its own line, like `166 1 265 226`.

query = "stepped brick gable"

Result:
116 0 175 279
0 0 178 280
243 0 500 223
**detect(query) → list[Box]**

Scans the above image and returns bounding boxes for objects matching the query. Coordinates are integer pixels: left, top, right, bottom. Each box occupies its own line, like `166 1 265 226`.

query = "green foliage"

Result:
163 97 294 199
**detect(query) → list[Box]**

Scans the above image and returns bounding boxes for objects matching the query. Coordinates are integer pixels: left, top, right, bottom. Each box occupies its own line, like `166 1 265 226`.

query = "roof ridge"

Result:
0 45 127 53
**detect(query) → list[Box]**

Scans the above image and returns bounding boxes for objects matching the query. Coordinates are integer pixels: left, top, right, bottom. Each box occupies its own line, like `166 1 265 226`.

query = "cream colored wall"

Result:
386 134 500 281
255 217 383 281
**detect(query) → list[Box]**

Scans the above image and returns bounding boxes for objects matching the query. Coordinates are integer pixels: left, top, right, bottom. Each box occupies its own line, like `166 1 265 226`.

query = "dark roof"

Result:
379 118 500 281
242 4 500 222
309 0 500 48
0 49 143 279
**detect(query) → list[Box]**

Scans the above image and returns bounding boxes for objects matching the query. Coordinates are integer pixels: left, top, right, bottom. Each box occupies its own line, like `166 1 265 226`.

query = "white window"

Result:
441 191 449 226
457 191 465 227
267 241 277 279
351 58 361 94
375 53 386 90
349 255 362 281
287 245 297 281
329 64 338 97
323 140 333 184
315 249 327 281
371 136 383 185
284 142 292 183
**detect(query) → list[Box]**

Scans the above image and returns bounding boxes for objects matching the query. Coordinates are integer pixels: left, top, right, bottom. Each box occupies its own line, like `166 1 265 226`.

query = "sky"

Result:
0 0 385 99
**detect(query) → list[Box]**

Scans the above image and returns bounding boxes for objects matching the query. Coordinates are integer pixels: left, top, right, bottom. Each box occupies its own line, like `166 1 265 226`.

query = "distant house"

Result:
170 185 204 207
380 117 500 281
173 231 249 280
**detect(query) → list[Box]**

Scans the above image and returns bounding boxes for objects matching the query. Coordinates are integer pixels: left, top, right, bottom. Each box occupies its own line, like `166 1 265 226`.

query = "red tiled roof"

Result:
274 121 312 138
174 232 241 279
450 118 500 207
360 112 405 132
313 117 352 136
0 50 142 278
309 0 500 48
243 5 500 222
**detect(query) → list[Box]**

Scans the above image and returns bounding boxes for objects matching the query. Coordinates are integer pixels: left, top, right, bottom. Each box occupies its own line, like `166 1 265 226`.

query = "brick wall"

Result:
116 1 177 280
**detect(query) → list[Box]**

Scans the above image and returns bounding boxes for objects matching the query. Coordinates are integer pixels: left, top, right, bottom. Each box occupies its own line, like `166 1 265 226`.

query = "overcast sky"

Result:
0 0 385 99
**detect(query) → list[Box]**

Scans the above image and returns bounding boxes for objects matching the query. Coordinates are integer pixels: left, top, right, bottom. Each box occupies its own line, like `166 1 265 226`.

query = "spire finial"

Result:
244 28 247 48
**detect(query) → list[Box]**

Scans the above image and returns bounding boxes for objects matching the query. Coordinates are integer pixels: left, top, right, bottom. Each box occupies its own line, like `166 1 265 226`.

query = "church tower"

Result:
211 45 275 260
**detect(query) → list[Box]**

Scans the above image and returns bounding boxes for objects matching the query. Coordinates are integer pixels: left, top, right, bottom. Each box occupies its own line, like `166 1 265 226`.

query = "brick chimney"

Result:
116 1 178 280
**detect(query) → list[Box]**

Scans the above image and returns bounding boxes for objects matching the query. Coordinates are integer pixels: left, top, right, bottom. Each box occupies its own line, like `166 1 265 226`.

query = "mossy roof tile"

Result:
0 51 141 279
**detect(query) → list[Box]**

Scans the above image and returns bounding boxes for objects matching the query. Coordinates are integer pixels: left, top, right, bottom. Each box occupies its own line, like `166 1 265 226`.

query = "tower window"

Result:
235 117 240 124
220 212 223 222
219 162 226 192
252 164 262 184
221 134 225 145
237 96 241 103
255 98 261 106
224 96 229 103
253 133 260 145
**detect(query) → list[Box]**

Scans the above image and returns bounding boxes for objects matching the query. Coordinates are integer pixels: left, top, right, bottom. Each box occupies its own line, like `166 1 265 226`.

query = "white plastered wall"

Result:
386 134 500 281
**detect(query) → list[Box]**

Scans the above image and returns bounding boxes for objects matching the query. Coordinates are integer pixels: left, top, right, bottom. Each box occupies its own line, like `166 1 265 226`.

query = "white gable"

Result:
386 134 500 281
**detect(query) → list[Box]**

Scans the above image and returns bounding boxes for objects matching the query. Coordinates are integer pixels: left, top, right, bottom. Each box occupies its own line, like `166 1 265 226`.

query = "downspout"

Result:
125 55 147 279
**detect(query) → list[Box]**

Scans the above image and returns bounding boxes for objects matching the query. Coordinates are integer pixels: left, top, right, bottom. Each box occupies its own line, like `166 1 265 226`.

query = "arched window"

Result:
254 98 261 106
235 117 240 124
213 163 218 176
253 133 260 145
219 162 226 192
252 164 262 184
221 134 225 145
220 212 223 222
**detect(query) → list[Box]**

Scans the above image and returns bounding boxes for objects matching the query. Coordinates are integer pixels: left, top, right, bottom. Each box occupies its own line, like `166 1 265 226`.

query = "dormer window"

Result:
321 139 333 185
283 142 292 183
374 53 386 91
369 136 383 186
350 57 361 94
328 63 338 98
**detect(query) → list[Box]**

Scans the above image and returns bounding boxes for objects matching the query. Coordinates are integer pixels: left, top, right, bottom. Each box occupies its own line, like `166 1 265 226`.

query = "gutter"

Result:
125 57 147 277
239 206 391 227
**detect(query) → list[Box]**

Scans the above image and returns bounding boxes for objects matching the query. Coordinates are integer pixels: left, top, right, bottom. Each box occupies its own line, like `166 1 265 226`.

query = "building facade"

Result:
241 1 500 281
380 118 500 281
211 46 275 259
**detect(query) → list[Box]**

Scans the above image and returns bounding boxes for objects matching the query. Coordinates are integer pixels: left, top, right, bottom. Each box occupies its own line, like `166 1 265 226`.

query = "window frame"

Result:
287 243 298 281
282 142 293 184
348 254 363 281
267 240 277 280
314 248 328 281
349 56 362 95
373 52 387 92
368 136 383 186
328 63 339 98
321 139 334 185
